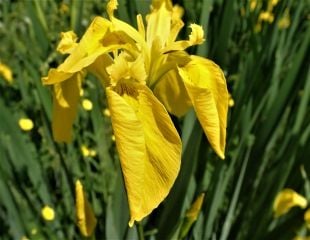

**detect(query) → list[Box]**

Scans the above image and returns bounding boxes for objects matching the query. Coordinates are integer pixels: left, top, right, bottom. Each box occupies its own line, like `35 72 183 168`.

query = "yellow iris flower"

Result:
42 0 228 226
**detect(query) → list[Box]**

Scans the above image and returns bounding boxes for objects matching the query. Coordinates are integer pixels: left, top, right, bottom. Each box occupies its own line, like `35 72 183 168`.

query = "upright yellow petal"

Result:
178 56 228 159
75 180 97 237
273 189 307 217
106 84 181 226
154 69 191 117
52 72 82 142
146 0 172 48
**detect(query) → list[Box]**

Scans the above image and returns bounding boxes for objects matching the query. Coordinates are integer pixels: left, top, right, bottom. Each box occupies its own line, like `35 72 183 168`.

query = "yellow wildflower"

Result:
250 0 257 12
41 205 55 221
75 180 97 237
228 93 235 107
82 99 93 111
273 189 307 217
81 145 97 157
0 62 13 83
259 11 274 23
59 2 69 14
18 118 34 131
103 108 111 117
278 8 291 29
42 0 228 226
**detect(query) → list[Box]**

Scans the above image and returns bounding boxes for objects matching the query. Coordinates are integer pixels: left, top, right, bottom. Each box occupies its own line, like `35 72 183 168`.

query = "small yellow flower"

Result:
278 8 291 29
103 108 111 117
250 0 257 12
111 135 115 142
18 118 34 131
273 189 307 217
59 2 69 14
81 145 97 157
259 11 274 23
0 62 13 83
41 205 55 221
31 228 37 235
82 99 93 111
228 93 235 107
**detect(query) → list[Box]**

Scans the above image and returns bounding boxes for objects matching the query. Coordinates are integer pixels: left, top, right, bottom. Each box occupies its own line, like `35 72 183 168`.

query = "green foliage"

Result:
0 0 309 239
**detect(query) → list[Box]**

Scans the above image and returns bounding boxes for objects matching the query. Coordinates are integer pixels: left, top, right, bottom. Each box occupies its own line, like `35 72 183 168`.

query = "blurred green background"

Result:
0 0 309 239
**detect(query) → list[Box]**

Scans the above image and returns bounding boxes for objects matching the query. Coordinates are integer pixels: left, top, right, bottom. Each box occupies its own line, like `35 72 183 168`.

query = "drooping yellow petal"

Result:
43 17 112 85
178 56 228 159
56 31 78 54
52 73 82 142
75 180 97 237
106 84 181 226
154 69 191 117
273 189 308 217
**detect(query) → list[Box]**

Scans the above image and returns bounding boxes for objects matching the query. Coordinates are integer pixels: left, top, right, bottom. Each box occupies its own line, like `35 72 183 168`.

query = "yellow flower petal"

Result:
41 205 55 221
146 0 172 47
42 17 112 85
273 189 308 217
163 24 205 53
178 56 228 159
57 31 78 54
0 62 13 83
154 69 192 117
18 118 34 131
75 180 97 237
82 99 93 111
52 73 82 142
106 84 181 226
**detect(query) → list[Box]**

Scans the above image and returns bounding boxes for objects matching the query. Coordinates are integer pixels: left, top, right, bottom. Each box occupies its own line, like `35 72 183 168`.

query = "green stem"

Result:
137 222 145 240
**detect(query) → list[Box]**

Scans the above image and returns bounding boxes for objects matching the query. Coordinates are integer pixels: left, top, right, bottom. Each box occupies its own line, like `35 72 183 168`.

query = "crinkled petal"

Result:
52 72 82 142
75 180 97 237
273 189 308 217
163 24 205 53
106 84 181 226
154 69 191 117
57 31 78 54
178 56 228 159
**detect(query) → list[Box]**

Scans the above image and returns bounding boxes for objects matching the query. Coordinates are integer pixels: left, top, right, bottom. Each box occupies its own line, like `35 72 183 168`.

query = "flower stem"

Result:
137 222 145 240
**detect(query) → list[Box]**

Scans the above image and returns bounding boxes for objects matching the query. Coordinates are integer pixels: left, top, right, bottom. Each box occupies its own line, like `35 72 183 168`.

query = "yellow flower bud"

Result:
18 118 34 131
41 205 55 221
